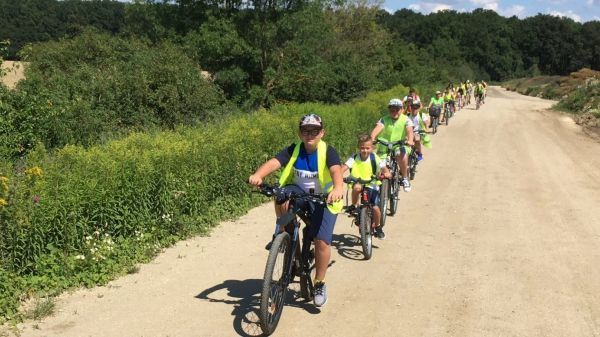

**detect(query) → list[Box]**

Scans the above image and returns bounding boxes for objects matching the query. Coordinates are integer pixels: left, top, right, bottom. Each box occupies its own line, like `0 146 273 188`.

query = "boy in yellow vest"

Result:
342 134 391 239
248 113 344 307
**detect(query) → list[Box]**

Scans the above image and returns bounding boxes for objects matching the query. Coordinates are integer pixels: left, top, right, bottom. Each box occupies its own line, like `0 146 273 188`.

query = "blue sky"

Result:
382 0 600 22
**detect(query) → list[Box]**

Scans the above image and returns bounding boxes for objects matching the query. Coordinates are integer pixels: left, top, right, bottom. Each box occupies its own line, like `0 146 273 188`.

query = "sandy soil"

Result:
8 86 600 337
0 61 25 89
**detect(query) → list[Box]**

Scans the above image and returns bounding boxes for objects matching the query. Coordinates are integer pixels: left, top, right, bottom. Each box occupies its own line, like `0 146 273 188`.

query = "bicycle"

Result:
407 130 427 181
375 138 407 217
254 183 326 336
428 106 441 134
443 102 452 125
476 93 482 110
343 176 381 259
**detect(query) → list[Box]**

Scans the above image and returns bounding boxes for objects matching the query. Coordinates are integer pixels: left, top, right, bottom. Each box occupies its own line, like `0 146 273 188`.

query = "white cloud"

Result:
549 10 582 22
469 0 498 10
407 2 452 13
503 5 526 17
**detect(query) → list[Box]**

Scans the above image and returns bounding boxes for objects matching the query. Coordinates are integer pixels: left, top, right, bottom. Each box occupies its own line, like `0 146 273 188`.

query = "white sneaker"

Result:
314 282 328 307
402 178 411 192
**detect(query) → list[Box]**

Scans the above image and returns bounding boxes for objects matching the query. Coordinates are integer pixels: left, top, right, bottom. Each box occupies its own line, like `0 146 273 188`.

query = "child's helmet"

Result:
388 98 403 107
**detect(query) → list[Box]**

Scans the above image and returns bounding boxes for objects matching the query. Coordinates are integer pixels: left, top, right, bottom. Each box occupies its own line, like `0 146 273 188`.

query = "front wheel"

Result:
432 118 438 134
260 232 291 336
359 207 373 260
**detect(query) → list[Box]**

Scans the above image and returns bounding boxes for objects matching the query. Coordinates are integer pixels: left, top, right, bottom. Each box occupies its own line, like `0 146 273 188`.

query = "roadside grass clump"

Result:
23 297 55 321
0 84 408 321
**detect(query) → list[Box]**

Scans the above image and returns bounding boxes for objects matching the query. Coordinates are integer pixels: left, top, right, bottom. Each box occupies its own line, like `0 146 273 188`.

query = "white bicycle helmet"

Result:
388 98 403 107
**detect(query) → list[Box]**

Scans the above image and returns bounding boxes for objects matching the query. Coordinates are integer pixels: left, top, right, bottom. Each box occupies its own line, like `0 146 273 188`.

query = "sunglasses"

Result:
300 128 322 137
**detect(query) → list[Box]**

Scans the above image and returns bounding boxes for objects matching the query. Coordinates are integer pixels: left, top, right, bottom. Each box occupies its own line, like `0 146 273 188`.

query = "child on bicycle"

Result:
428 90 444 128
370 98 415 192
341 134 391 239
248 113 344 308
406 98 431 161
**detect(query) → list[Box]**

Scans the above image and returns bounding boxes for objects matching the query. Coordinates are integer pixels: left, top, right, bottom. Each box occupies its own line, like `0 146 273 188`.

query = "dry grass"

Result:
0 61 26 89
503 68 600 100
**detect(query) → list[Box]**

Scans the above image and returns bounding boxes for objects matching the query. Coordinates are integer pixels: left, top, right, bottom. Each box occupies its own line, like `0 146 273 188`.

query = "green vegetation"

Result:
0 83 408 321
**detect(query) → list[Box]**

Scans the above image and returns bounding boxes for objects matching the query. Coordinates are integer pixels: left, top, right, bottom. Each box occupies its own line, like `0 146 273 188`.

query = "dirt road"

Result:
14 87 600 337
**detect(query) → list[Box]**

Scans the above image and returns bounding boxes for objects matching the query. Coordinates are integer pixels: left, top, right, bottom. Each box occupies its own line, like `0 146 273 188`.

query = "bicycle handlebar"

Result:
253 183 328 205
343 176 379 185
376 138 407 150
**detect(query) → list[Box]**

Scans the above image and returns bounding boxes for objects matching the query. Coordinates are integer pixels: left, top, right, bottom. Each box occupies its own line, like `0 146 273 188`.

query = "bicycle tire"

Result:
409 154 417 181
389 175 399 215
359 207 373 260
432 118 438 134
379 179 389 226
299 238 314 301
260 232 291 336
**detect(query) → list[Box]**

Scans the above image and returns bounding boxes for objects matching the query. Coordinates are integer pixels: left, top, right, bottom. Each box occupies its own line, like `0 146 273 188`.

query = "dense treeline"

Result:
2 0 599 82
379 8 600 80
1 0 599 158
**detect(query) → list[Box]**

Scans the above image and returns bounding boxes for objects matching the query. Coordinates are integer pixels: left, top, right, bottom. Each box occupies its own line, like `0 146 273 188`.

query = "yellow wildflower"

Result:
25 166 43 177
0 176 8 192
0 198 7 207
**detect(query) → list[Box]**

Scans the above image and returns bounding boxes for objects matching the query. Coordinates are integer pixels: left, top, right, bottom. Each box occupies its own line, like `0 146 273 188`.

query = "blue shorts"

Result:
275 185 337 245
365 187 381 206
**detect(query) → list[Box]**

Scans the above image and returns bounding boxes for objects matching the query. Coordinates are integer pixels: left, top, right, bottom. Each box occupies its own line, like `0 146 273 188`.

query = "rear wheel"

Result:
408 154 417 181
299 241 314 301
389 174 399 216
379 180 389 225
260 232 291 336
359 207 373 260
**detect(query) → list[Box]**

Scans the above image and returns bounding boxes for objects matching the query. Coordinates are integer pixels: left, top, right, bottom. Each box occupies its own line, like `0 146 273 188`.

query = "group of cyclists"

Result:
247 79 488 317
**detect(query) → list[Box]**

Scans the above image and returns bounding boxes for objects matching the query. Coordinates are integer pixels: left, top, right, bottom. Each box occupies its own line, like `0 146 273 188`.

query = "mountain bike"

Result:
476 93 482 110
429 106 441 134
407 130 427 181
254 184 326 336
376 139 407 217
466 89 472 105
443 102 452 125
343 176 381 260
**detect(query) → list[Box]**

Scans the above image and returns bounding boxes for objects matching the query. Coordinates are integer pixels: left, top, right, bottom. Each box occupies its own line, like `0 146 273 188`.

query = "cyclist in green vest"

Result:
248 113 344 307
342 134 391 239
370 98 415 192
428 90 444 127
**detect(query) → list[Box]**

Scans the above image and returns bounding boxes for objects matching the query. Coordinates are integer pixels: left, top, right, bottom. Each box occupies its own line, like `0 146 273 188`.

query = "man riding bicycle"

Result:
248 114 344 308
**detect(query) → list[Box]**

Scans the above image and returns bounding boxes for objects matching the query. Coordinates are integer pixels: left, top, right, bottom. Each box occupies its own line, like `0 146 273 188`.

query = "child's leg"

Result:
373 206 381 228
351 183 362 206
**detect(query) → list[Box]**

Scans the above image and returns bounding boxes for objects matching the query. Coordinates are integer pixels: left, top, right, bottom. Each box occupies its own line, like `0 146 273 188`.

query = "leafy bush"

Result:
0 28 228 159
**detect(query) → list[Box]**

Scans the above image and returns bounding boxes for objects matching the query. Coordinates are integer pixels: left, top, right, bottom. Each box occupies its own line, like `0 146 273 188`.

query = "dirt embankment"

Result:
503 68 600 132
1 61 26 89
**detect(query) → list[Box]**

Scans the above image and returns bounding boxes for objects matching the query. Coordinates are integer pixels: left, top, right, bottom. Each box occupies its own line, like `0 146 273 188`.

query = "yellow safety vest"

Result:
279 141 343 214
349 153 382 189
